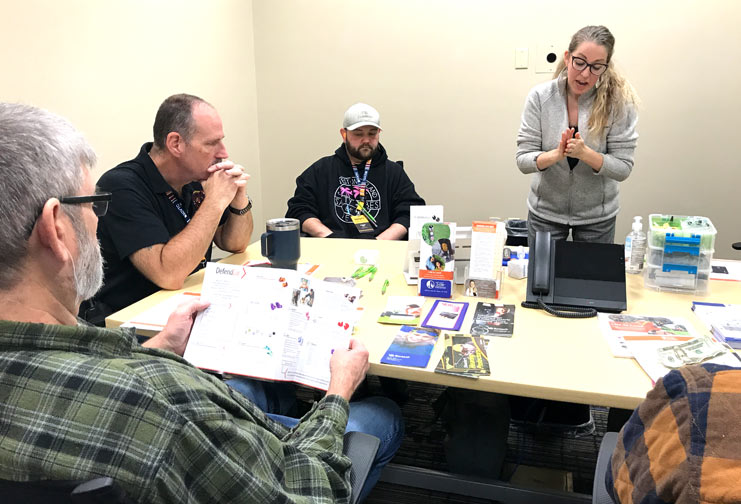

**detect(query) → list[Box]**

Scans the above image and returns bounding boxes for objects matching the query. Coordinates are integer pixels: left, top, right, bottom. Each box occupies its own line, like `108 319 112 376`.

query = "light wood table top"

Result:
107 237 741 409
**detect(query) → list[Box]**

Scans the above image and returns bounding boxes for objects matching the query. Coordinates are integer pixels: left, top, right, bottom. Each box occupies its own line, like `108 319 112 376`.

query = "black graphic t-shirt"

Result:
287 143 425 239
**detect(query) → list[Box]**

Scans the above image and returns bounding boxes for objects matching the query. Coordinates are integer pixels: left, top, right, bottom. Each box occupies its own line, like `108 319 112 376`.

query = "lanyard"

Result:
351 159 372 198
166 191 191 224
166 190 208 269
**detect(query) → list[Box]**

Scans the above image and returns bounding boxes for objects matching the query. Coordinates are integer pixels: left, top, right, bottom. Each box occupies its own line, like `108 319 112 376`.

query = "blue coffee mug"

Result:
261 218 300 270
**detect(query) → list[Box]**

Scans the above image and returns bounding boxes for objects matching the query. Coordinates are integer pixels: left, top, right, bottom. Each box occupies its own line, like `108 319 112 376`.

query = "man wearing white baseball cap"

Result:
286 103 424 239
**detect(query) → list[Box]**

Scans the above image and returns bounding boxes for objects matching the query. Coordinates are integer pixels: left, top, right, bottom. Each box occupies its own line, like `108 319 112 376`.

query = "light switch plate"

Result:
515 47 528 69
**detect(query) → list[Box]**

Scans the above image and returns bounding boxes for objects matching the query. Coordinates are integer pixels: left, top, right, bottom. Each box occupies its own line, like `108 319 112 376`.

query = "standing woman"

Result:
516 25 638 247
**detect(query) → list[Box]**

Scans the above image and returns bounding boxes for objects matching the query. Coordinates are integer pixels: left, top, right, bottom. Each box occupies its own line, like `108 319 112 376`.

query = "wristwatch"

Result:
229 196 252 215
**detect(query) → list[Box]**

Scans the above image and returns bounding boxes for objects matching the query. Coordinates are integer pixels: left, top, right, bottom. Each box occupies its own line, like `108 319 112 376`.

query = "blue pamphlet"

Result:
380 325 441 368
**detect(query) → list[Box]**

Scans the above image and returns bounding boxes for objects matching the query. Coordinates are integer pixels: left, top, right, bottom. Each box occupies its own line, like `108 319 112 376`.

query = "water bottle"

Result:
625 216 646 274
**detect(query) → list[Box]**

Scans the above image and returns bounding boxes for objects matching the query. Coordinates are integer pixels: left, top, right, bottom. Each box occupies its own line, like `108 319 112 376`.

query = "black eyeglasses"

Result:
60 192 112 217
571 56 608 76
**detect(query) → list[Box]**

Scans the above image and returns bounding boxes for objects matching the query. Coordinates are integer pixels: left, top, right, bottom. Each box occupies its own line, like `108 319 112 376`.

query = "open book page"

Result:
184 263 361 390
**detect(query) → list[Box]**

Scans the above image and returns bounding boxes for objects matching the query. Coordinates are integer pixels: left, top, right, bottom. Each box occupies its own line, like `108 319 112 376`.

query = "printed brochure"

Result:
183 263 361 390
380 325 441 368
469 303 515 337
434 333 491 378
377 296 425 325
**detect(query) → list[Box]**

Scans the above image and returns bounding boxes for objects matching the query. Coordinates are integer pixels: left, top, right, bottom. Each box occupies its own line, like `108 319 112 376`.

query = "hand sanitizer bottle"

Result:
625 216 646 274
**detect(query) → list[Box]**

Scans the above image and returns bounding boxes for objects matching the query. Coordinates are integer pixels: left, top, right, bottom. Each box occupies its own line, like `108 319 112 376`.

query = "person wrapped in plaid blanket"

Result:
608 363 741 503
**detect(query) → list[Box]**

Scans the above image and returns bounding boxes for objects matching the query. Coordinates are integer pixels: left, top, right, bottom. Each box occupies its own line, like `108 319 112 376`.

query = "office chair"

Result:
0 477 132 504
344 430 381 504
0 432 379 504
592 431 619 504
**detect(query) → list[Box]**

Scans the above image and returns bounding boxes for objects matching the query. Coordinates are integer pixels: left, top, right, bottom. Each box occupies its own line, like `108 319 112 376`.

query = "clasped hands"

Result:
558 127 590 160
202 160 251 209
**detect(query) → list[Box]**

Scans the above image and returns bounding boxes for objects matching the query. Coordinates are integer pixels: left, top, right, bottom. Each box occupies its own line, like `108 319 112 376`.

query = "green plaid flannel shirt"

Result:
0 321 353 503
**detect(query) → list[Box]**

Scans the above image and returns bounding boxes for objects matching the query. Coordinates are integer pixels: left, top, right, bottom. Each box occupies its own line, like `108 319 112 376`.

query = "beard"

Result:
71 219 104 304
345 141 377 162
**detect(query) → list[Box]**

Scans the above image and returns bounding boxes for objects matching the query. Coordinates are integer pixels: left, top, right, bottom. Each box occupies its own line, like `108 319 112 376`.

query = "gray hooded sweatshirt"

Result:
516 75 638 226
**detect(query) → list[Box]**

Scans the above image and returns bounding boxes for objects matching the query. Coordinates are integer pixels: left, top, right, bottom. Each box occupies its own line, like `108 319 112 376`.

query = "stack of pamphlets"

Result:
434 334 491 379
692 302 741 349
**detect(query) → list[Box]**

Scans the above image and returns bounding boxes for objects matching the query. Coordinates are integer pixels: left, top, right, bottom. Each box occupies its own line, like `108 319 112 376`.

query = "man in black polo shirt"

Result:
81 94 253 325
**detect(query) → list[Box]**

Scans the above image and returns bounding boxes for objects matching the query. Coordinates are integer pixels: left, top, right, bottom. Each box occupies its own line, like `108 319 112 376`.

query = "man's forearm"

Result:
376 222 408 240
302 217 333 237
154 202 225 287
215 210 253 252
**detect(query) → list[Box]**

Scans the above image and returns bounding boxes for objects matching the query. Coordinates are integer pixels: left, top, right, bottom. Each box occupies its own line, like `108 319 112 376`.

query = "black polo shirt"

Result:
86 143 227 321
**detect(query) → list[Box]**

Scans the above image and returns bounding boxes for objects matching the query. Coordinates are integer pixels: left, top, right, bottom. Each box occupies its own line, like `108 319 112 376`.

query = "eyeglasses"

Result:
571 56 608 76
60 192 112 217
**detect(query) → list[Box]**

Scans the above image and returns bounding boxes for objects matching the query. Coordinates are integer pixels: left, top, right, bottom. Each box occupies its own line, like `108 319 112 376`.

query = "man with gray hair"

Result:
81 93 253 325
286 102 424 239
0 102 402 502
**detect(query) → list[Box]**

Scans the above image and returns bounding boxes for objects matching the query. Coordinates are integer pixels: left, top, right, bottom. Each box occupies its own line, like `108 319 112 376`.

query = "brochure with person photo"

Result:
469 303 515 337
183 263 362 390
434 333 491 378
380 326 441 368
418 222 456 297
377 296 425 325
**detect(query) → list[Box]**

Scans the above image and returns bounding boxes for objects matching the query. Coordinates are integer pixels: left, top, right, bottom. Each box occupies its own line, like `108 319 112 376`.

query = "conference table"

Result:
107 237 741 411
106 237 741 502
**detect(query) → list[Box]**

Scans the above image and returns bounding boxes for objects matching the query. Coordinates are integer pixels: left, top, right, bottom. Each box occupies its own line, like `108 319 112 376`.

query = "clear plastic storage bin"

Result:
644 214 716 294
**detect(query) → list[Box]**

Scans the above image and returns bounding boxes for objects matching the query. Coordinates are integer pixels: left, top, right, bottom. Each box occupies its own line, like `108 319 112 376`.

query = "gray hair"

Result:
0 102 97 288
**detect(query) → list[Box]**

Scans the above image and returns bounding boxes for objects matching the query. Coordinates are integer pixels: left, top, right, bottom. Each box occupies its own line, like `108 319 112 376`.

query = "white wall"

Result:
0 0 264 234
2 0 739 259
252 0 741 258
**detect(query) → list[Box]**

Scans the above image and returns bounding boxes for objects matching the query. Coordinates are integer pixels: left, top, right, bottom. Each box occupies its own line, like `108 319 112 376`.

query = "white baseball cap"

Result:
342 103 381 130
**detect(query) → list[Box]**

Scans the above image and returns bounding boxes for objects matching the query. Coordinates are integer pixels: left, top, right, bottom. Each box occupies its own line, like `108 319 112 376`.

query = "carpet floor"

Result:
358 377 610 504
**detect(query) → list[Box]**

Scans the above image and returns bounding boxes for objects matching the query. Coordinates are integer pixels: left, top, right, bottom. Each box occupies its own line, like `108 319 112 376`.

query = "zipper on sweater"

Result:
567 169 573 223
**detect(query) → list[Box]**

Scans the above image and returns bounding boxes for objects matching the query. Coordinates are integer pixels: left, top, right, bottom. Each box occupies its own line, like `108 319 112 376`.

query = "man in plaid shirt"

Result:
0 102 402 502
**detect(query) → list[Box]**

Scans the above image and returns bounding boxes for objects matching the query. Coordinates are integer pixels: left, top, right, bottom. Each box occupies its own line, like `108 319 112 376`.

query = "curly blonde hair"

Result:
553 25 638 136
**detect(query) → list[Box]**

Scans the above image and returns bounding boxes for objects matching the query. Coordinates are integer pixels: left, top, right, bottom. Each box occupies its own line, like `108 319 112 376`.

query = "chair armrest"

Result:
72 477 133 504
592 432 619 504
343 431 380 504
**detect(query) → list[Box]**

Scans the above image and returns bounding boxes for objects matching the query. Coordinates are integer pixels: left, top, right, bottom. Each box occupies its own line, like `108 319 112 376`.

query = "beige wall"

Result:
2 0 739 259
0 0 264 236
252 0 741 258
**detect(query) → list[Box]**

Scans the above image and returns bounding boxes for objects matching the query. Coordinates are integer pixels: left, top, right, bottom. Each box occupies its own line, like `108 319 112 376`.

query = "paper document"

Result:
468 221 505 279
378 296 425 325
183 263 361 390
380 326 440 368
692 301 741 348
598 313 698 358
709 259 741 282
626 336 740 384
